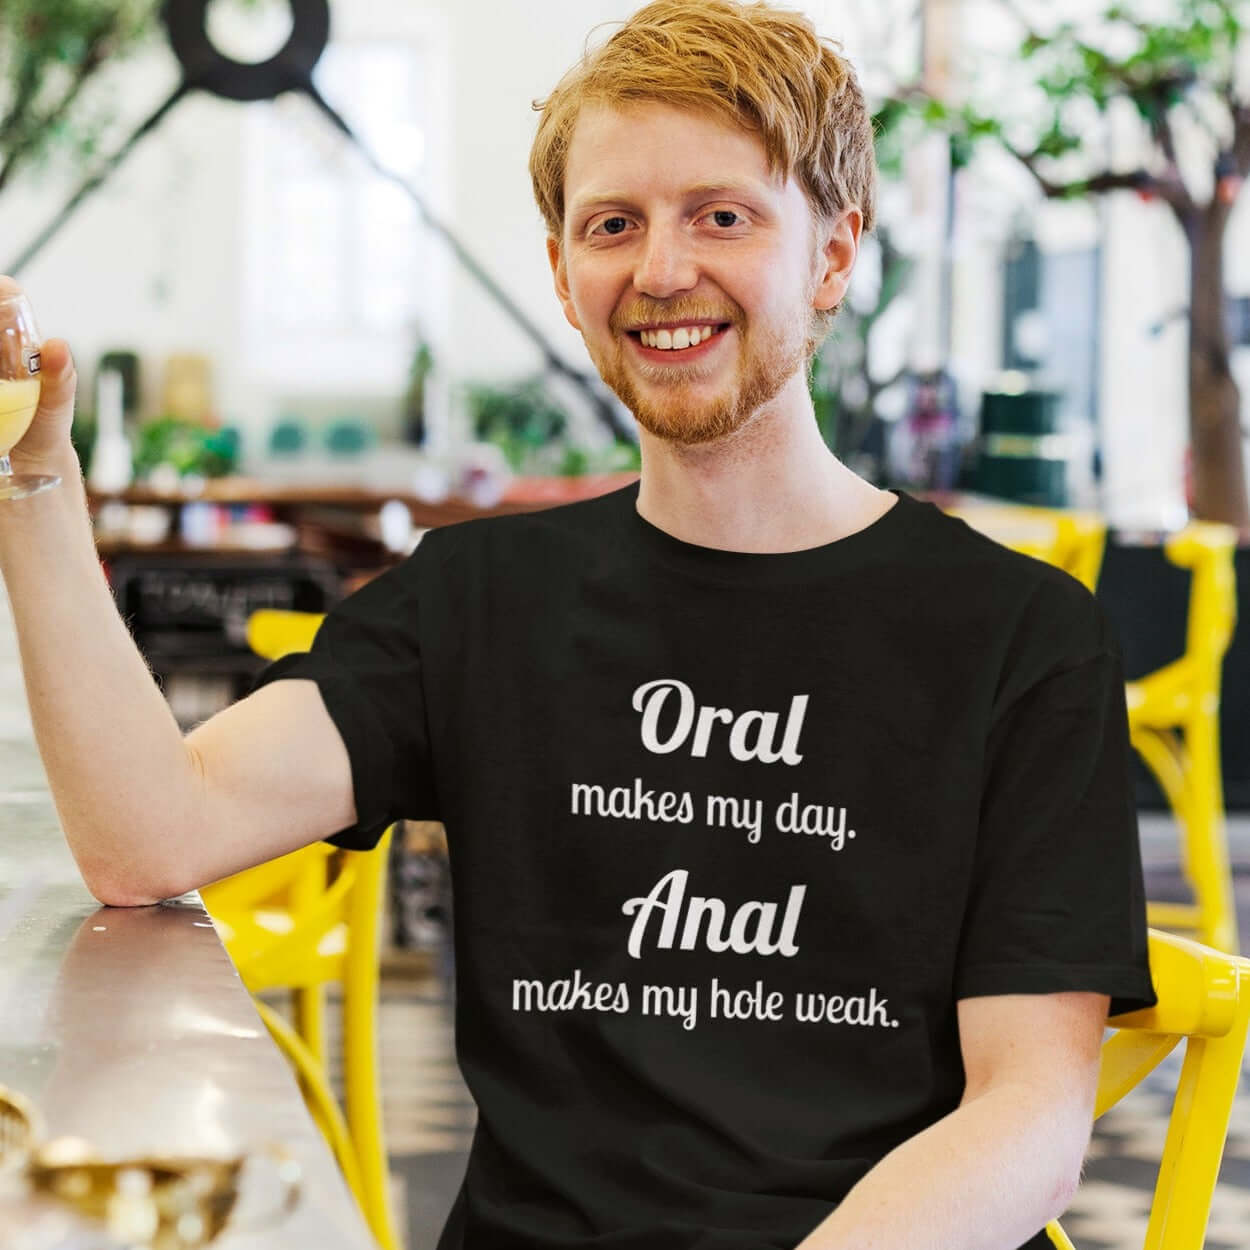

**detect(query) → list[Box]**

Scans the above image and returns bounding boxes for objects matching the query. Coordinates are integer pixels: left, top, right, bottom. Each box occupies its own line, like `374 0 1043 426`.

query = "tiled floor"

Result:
318 810 1250 1250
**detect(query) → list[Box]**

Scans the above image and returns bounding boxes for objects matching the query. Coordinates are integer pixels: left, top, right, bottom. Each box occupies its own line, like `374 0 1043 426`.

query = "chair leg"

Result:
1134 724 1238 953
1185 709 1238 954
1146 1017 1250 1249
344 976 398 1250
1044 1220 1077 1249
1136 728 1203 937
253 998 368 1208
344 829 401 1250
295 984 327 1069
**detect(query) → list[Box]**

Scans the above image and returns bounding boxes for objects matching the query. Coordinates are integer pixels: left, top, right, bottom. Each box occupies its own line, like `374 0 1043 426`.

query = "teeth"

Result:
639 325 717 350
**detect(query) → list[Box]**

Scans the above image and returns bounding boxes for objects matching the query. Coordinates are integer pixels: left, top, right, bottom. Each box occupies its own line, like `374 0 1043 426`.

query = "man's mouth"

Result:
626 323 733 360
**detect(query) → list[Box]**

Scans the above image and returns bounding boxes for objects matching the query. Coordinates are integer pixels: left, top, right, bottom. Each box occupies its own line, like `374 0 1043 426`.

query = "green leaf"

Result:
967 114 1003 139
0 0 164 190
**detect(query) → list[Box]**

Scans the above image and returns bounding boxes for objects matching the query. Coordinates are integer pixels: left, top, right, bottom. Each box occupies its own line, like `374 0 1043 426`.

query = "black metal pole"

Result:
6 83 190 278
299 79 633 443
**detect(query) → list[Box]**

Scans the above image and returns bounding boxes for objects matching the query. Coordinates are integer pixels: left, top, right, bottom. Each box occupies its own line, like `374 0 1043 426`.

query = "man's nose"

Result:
633 225 698 299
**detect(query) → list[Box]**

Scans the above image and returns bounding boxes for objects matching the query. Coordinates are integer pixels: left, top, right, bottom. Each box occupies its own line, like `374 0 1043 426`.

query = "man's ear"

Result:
812 207 863 313
547 235 582 332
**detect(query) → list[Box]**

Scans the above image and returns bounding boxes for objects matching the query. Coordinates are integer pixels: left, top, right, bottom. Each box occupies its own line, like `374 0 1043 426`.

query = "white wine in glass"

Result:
0 291 61 501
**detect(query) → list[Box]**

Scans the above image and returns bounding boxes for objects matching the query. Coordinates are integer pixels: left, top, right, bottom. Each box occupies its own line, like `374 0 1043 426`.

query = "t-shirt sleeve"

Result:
955 599 1157 1018
247 545 441 852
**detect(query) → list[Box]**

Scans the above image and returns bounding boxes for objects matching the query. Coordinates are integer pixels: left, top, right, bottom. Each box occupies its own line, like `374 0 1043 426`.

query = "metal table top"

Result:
0 587 375 1248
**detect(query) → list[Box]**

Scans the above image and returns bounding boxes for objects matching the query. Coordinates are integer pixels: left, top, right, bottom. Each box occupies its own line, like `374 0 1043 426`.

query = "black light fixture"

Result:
8 0 630 441
163 0 331 102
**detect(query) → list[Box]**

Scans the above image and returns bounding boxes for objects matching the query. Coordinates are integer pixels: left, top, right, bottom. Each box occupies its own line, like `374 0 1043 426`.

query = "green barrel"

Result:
974 385 1083 507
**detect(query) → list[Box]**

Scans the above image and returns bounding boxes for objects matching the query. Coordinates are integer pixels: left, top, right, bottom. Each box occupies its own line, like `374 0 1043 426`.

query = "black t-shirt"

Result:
252 480 1156 1250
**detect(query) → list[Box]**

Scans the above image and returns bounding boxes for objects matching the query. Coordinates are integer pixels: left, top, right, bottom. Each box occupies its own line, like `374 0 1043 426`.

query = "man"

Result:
0 2 1154 1248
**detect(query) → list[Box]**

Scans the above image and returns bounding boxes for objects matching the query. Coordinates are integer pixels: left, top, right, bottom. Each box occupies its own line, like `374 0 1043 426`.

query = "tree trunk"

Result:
1188 202 1250 536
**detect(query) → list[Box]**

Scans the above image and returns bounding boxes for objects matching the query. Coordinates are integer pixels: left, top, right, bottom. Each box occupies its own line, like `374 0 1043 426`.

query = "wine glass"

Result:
0 291 61 500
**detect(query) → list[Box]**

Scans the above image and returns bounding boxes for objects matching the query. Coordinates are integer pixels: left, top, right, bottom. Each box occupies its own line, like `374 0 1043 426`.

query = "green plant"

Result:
881 0 1250 530
408 338 433 393
1 1 263 195
132 416 240 479
557 439 641 477
402 335 434 444
465 376 570 472
464 376 641 476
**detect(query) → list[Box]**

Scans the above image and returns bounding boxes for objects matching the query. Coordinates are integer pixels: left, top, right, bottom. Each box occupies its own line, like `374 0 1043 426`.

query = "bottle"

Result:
88 369 133 495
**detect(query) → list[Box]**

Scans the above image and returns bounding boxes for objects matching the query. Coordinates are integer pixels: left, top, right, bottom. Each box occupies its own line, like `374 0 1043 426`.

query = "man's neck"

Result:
634 404 893 556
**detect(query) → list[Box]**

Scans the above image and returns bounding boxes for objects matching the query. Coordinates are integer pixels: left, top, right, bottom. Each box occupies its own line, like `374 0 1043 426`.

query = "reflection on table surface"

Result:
0 846 373 1247
0 579 373 1248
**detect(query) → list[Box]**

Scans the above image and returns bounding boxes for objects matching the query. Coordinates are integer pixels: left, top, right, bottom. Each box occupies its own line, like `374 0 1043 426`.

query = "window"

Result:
241 16 449 396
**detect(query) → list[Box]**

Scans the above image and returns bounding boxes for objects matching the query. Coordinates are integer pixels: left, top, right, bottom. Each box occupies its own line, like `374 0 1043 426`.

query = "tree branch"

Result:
1151 105 1181 169
1002 138 1194 221
1178 90 1233 156
0 19 120 195
1146 106 1198 218
0 53 42 153
1233 102 1250 179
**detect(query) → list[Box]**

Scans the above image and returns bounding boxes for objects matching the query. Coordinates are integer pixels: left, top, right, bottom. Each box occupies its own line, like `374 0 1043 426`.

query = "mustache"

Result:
613 303 740 331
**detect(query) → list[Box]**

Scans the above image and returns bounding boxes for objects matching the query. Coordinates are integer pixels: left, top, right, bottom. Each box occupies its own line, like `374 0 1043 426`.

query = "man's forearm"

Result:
794 1082 1088 1250
0 451 198 904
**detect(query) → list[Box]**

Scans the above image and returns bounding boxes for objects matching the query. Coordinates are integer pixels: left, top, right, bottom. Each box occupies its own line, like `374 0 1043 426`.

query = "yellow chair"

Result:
246 606 322 657
202 609 399 1250
1126 524 1239 953
944 501 1107 592
1046 928 1250 1249
946 502 1239 953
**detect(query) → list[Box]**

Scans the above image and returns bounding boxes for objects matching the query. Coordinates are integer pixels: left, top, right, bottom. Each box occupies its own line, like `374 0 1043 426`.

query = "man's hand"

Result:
0 277 78 477
794 990 1107 1250
0 273 361 907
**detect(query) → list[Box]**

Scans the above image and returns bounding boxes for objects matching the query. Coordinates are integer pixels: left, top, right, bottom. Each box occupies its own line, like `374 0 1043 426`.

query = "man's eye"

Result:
708 210 742 227
594 216 630 235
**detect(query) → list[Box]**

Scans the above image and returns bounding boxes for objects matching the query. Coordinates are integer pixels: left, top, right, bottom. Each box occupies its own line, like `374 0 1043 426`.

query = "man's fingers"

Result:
35 339 76 408
0 278 74 408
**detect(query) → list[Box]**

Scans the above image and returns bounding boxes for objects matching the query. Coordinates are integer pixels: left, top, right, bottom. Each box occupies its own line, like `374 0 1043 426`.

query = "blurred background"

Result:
4 1 1250 1247
7 0 1248 529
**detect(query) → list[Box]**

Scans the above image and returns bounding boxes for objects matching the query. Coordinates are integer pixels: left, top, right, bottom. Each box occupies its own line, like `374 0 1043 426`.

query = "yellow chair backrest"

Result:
207 839 379 995
211 609 345 993
1125 522 1239 953
1126 523 1238 732
246 609 324 660
944 502 1107 592
1047 929 1250 1249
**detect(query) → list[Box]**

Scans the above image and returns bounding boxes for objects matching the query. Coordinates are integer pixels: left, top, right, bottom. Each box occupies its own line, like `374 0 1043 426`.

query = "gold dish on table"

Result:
0 1088 300 1248
0 1084 43 1172
27 1139 301 1249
